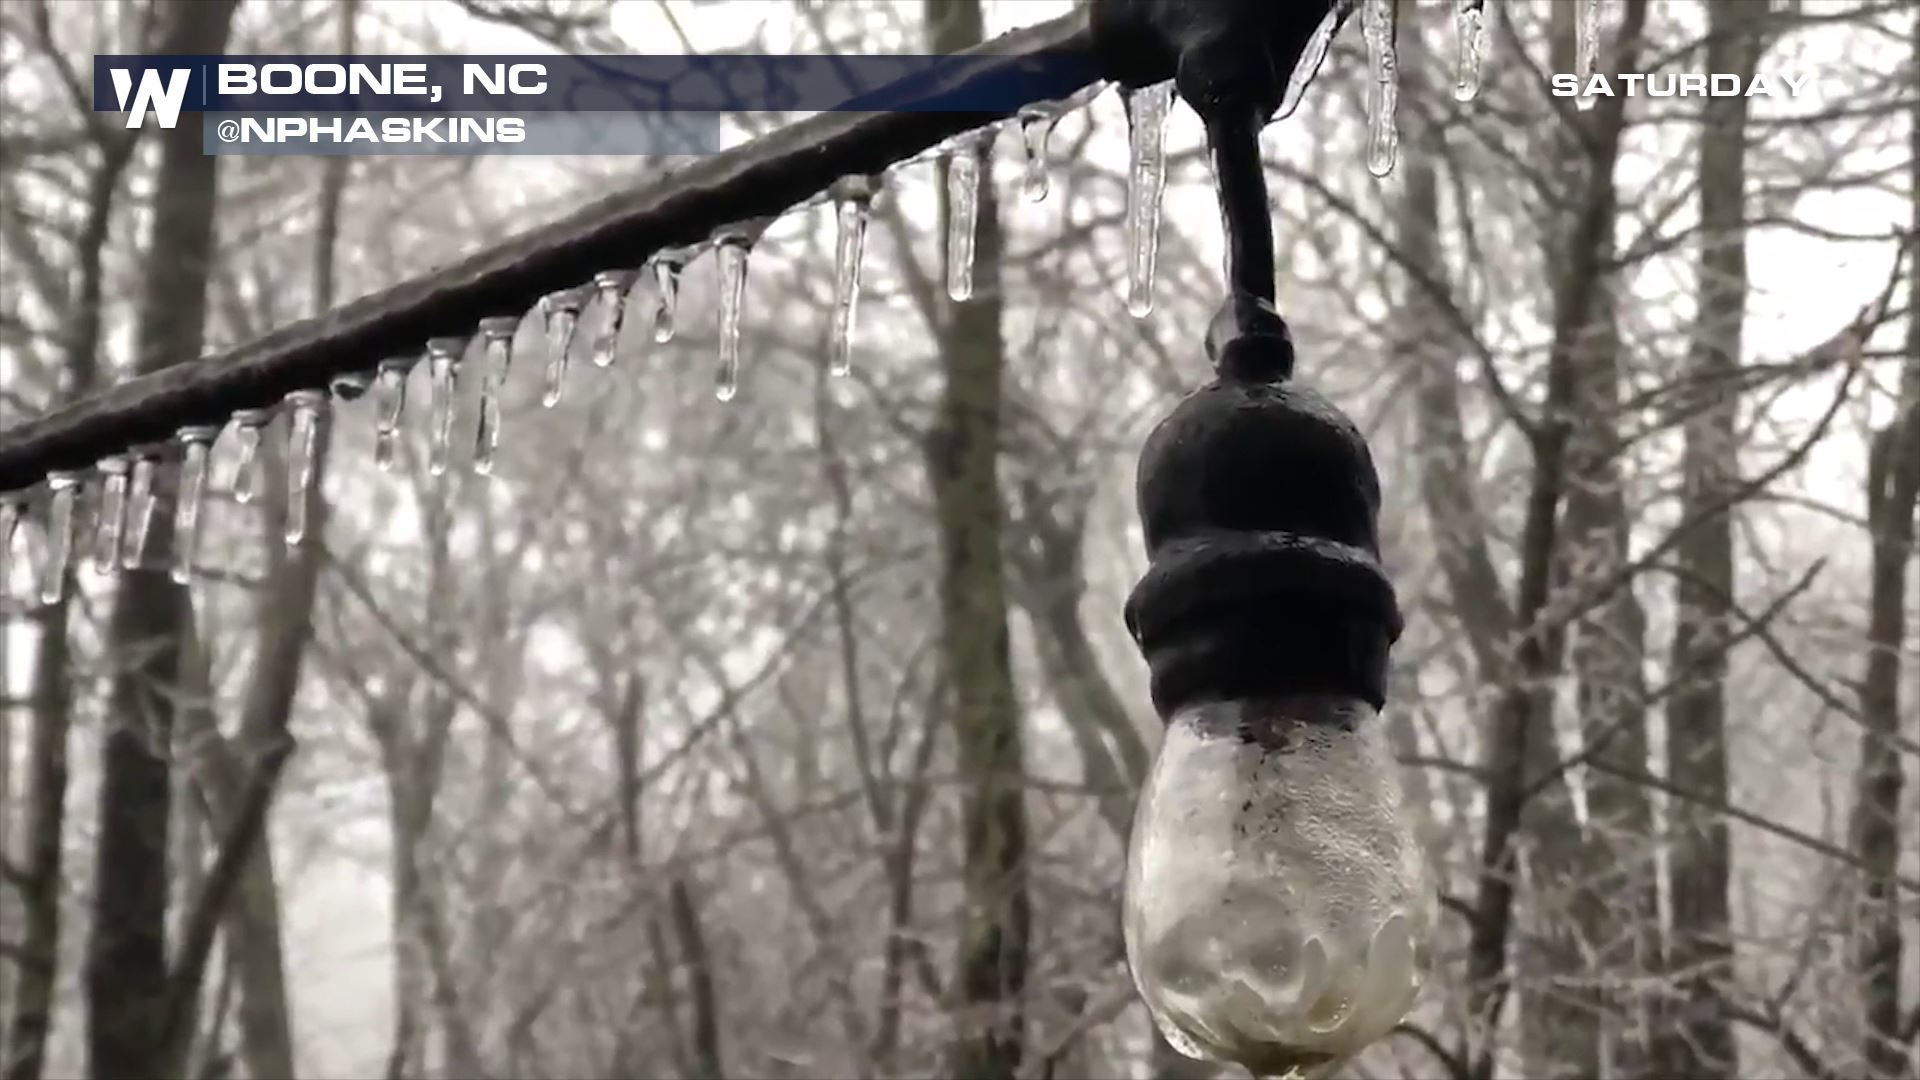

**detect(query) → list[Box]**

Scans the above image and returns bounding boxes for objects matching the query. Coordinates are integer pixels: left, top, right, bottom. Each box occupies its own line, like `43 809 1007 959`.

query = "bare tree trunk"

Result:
86 4 239 1075
668 876 722 1080
203 7 363 1073
924 3 1029 1077
5 98 138 1080
1529 5 1658 1073
1657 3 1765 1075
1389 6 1642 1074
1846 13 1919 1075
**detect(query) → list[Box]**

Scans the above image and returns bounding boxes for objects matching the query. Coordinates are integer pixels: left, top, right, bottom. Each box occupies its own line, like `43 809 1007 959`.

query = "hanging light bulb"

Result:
1120 295 1432 1078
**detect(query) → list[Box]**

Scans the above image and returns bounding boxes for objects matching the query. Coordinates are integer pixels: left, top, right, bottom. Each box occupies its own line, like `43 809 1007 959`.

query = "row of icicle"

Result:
0 0 1586 604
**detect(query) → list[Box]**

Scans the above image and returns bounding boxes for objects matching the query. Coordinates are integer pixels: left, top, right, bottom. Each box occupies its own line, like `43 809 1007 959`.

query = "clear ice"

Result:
1124 81 1174 317
474 316 518 476
230 410 273 506
374 359 410 472
94 455 131 573
1454 0 1486 103
1575 0 1600 112
284 391 329 546
171 428 219 583
651 257 681 344
39 473 80 603
713 232 754 402
1279 3 1345 121
945 134 982 303
125 455 158 570
0 495 22 599
1364 0 1400 177
830 176 876 377
541 288 587 408
1017 103 1058 203
427 337 463 477
590 270 636 369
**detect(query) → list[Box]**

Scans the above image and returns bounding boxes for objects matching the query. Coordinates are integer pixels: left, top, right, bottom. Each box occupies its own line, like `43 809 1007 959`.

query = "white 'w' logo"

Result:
109 67 191 129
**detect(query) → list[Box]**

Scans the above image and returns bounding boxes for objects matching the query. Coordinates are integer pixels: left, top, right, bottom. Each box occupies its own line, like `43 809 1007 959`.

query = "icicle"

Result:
125 452 158 570
712 227 757 402
426 336 464 477
0 493 23 600
373 358 411 472
230 408 275 506
171 426 219 583
650 256 682 344
830 176 876 378
541 287 588 407
284 391 330 547
1280 2 1345 120
1123 81 1174 318
590 270 636 369
474 316 518 475
1017 103 1058 203
94 455 131 573
38 472 81 604
1575 0 1600 112
1454 0 1487 102
945 133 983 303
1363 0 1399 178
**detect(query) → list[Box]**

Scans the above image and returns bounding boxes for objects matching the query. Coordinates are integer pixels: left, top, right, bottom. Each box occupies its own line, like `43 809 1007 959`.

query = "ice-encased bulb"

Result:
1124 695 1431 1078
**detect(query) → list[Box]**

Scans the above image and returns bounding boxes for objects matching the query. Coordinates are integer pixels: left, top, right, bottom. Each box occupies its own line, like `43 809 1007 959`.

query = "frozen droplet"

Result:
650 256 682 344
373 358 411 472
1364 0 1399 177
1454 1 1487 102
230 409 275 506
830 176 877 378
590 270 636 369
125 453 159 570
945 133 983 302
284 390 329 547
330 370 373 401
1124 81 1173 317
426 336 464 477
474 316 518 476
94 455 131 574
713 230 755 402
1017 103 1059 203
171 427 219 583
39 472 81 604
1279 3 1344 120
1575 0 1600 111
541 288 588 407
0 493 24 599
